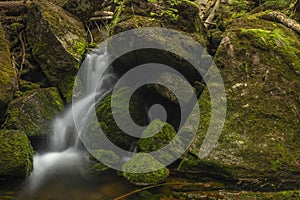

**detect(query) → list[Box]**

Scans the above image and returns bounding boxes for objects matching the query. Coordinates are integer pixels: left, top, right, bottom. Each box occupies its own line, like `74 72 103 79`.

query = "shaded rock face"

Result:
26 0 87 102
4 87 64 141
108 0 208 104
179 16 300 188
0 130 33 178
0 25 17 120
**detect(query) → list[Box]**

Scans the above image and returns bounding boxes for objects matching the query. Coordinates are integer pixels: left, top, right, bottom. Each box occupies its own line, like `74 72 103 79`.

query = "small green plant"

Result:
229 0 250 18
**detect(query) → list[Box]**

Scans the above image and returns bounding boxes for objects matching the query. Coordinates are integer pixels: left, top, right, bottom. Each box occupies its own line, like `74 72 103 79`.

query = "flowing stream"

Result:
17 47 137 199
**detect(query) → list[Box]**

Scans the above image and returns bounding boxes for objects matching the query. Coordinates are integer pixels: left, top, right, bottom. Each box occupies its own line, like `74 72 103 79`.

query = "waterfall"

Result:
23 47 116 192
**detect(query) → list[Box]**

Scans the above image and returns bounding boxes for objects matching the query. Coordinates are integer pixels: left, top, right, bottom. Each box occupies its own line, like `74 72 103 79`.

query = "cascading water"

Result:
22 47 117 194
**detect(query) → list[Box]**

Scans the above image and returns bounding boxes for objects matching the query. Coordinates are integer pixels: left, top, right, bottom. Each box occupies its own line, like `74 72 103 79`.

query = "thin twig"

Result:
86 23 94 43
204 0 221 29
18 31 26 85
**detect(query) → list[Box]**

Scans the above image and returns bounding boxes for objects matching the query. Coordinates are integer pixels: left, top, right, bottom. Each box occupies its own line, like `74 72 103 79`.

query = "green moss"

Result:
4 87 64 139
0 130 33 178
138 119 176 152
9 22 24 31
19 80 40 93
122 153 170 185
110 0 207 40
239 27 300 74
74 40 86 60
95 88 147 149
180 16 300 186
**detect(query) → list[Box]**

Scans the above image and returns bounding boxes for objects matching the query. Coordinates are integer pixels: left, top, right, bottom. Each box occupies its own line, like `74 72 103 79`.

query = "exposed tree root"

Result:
260 11 300 35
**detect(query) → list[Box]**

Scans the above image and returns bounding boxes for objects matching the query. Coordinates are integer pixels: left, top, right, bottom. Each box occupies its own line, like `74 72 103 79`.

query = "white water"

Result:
24 47 116 192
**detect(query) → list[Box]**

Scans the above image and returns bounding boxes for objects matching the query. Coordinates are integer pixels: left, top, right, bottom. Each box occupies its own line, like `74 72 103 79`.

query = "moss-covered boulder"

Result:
4 87 64 140
95 88 148 149
0 24 17 120
138 119 176 152
0 130 33 178
179 16 300 188
122 153 170 185
26 0 87 102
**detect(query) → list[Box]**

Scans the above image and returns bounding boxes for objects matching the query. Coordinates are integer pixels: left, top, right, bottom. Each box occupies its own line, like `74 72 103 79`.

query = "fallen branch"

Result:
204 21 217 26
89 16 113 22
92 10 113 17
260 11 300 35
202 0 217 20
86 24 94 43
18 32 26 85
204 0 220 29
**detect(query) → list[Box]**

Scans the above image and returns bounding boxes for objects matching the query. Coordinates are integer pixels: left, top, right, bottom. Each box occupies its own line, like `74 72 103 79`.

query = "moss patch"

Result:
94 87 148 149
122 153 170 186
138 119 176 152
0 129 33 178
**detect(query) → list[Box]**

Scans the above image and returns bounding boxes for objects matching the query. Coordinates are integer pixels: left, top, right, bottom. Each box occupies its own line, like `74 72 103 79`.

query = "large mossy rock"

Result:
0 24 17 120
91 88 148 149
4 87 64 140
0 130 33 178
122 153 170 186
179 16 300 187
26 0 87 101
